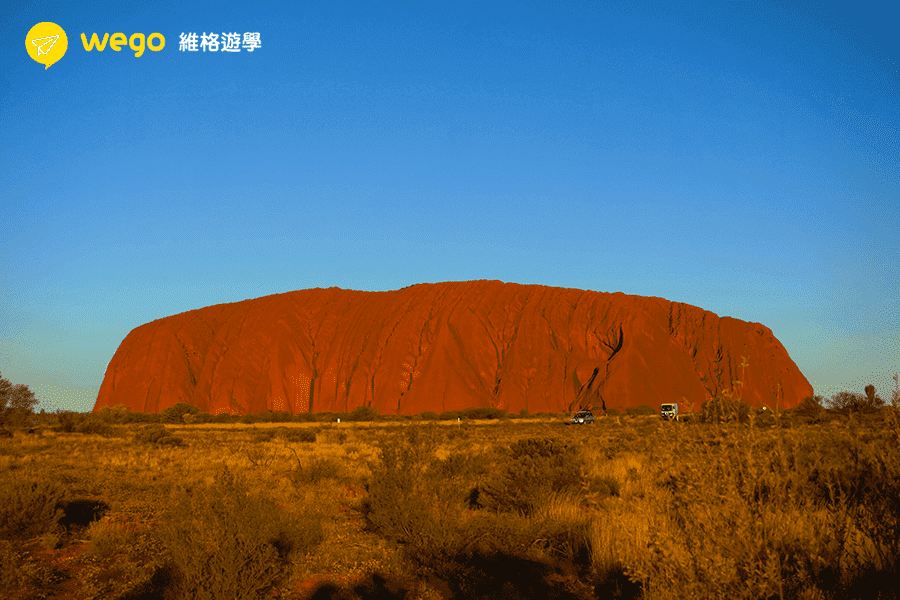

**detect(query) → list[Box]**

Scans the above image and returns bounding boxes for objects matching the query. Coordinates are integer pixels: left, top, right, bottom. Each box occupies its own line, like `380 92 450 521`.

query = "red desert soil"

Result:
93 281 812 416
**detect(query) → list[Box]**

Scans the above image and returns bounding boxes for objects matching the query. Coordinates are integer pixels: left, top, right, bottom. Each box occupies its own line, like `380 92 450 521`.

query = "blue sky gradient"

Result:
2 0 898 412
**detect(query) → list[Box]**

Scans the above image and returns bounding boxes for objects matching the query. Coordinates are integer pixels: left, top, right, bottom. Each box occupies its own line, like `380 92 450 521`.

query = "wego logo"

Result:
26 22 68 69
80 32 166 57
27 23 259 69
26 21 166 70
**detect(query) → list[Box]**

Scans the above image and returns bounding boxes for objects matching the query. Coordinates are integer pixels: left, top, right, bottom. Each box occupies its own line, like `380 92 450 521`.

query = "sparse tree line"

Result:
2 370 899 435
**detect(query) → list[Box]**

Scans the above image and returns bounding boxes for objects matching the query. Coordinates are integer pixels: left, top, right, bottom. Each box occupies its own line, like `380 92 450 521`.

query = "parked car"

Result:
660 403 679 421
570 410 595 424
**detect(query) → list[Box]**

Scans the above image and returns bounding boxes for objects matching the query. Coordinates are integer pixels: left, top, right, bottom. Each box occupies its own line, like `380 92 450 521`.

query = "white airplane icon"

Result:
31 34 59 55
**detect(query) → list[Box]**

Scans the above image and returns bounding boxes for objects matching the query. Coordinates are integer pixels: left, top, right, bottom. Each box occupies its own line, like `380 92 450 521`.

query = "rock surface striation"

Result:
94 281 812 415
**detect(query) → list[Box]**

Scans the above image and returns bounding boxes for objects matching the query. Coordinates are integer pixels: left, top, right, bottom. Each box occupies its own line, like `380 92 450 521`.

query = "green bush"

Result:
158 467 323 600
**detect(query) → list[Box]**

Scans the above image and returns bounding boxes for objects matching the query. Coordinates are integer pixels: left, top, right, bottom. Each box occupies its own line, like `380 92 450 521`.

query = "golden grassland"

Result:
1 409 899 600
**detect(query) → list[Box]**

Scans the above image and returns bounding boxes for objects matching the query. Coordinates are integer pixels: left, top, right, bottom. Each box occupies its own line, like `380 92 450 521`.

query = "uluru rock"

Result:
93 281 812 416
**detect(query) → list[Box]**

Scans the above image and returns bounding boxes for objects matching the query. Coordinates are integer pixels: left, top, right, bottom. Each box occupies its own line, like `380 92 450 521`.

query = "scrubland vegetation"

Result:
1 385 899 600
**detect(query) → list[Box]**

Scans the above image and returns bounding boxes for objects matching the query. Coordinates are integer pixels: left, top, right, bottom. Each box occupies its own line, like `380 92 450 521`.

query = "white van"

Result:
660 403 679 421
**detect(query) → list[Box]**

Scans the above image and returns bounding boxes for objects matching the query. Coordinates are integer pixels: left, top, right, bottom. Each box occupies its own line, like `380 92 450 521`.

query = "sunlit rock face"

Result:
93 281 812 415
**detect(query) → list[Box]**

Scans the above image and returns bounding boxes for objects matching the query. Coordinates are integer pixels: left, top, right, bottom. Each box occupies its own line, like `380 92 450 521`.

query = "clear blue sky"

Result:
2 0 897 412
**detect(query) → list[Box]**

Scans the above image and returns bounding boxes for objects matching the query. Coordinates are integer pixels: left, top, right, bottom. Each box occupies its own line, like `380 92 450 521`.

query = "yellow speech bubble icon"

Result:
26 22 68 70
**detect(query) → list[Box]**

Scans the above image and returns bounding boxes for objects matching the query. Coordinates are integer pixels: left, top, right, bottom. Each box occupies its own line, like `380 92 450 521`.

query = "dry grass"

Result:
0 409 898 599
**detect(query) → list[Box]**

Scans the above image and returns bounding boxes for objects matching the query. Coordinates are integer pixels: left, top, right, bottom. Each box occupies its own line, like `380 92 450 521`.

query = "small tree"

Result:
829 388 883 414
0 372 39 427
864 384 885 410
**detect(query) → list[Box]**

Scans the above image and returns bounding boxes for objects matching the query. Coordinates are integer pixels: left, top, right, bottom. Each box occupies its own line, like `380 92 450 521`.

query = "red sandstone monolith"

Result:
93 281 812 415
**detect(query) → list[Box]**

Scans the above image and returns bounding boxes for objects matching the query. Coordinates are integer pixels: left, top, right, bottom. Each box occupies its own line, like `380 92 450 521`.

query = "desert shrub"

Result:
281 429 316 443
96 404 135 424
249 429 275 443
134 423 183 446
255 410 276 423
158 467 323 600
438 410 461 421
85 515 139 558
362 427 440 544
701 396 751 423
240 413 263 424
446 422 474 440
624 404 656 417
291 412 316 422
286 455 346 486
322 429 348 444
0 475 67 540
270 410 292 423
365 433 595 597
828 389 885 415
77 418 118 436
460 407 508 420
128 411 160 423
796 395 826 420
419 411 440 421
632 422 900 600
161 402 200 424
432 450 490 481
192 411 213 423
585 475 621 499
55 411 118 436
753 408 777 428
479 437 585 515
56 411 80 432
347 405 379 421
211 412 235 423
